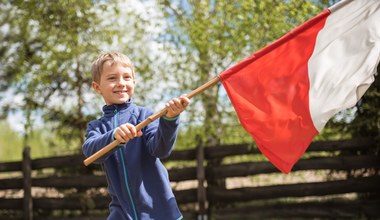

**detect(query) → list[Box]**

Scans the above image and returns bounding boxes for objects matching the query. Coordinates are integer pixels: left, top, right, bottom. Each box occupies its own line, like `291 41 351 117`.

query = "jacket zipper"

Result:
114 109 138 219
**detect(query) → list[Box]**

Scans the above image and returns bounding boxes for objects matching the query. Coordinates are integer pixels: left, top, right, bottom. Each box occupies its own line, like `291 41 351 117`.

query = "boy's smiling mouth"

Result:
114 90 128 94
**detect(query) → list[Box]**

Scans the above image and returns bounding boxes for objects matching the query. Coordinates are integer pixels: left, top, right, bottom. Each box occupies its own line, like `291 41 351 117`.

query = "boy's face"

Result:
92 61 135 105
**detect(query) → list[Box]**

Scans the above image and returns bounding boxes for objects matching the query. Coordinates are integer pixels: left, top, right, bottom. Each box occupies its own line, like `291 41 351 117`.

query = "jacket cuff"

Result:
162 115 179 121
112 128 117 140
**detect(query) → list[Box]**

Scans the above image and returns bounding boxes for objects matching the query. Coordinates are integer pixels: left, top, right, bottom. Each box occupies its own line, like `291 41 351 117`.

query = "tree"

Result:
0 0 166 152
0 1 114 148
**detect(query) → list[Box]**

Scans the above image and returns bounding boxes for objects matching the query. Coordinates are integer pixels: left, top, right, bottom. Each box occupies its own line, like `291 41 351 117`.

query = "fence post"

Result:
196 141 207 220
22 147 33 220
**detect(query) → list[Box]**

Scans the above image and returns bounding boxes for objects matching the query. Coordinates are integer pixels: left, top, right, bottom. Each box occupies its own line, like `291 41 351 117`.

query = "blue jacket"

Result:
82 100 182 220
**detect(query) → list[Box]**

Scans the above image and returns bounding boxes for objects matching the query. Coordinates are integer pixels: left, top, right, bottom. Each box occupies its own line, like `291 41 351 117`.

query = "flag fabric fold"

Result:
219 0 380 173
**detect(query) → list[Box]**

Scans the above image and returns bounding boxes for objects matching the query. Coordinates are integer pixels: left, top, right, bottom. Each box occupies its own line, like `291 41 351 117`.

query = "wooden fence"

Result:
0 138 379 219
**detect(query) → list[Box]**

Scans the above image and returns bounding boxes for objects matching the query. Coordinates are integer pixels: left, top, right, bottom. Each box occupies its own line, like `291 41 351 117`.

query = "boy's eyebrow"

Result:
104 71 133 77
105 73 117 76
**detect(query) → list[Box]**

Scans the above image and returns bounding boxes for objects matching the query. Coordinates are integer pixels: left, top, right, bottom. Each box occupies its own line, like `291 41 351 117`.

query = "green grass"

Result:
0 120 80 162
0 121 24 162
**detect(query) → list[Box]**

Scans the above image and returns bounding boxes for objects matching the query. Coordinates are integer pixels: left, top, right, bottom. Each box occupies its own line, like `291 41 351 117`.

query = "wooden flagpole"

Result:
83 76 220 166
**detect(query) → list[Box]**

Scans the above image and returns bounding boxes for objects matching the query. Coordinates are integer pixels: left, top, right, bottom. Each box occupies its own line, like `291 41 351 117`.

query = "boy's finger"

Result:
115 131 128 143
117 124 141 142
179 96 190 105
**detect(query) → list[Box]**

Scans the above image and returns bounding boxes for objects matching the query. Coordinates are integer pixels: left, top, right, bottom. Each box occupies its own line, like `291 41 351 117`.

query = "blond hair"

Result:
91 51 135 83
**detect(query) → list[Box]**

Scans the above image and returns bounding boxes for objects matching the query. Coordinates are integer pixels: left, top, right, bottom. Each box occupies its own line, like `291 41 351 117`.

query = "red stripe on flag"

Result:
219 9 331 173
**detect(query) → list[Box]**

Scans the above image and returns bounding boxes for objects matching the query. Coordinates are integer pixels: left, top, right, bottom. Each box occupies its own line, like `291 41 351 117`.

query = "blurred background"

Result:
1 0 379 219
3 0 376 161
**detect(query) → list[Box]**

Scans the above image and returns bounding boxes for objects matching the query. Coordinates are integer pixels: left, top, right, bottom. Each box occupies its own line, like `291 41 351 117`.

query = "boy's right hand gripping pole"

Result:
83 76 220 166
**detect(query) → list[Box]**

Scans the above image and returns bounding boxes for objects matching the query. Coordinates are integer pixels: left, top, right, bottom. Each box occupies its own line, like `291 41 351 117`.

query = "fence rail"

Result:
0 137 379 219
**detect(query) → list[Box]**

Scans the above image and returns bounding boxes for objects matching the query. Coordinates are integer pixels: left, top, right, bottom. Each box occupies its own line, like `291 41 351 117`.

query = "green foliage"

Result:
0 0 174 153
0 120 73 162
0 1 116 148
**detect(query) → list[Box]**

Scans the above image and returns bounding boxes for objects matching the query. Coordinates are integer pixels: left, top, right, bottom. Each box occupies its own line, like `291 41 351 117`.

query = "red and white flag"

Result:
219 0 380 173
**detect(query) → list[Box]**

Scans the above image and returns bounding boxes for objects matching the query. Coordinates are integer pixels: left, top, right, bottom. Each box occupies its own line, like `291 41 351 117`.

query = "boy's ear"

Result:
92 81 101 94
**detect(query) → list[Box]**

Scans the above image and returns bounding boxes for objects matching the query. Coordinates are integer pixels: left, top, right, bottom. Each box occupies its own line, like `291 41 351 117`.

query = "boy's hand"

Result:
165 94 190 118
114 123 143 143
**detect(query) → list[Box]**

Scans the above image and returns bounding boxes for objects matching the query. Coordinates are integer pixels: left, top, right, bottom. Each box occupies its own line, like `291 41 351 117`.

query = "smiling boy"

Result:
82 51 189 220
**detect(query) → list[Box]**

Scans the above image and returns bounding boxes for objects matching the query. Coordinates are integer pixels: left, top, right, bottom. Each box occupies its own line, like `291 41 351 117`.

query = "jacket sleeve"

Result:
142 110 180 159
82 121 116 163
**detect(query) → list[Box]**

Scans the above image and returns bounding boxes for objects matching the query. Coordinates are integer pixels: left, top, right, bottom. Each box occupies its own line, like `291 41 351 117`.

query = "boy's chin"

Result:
117 97 131 103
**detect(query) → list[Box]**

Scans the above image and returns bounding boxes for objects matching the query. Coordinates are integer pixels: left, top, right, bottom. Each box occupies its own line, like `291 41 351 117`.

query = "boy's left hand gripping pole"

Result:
83 76 220 166
83 108 167 166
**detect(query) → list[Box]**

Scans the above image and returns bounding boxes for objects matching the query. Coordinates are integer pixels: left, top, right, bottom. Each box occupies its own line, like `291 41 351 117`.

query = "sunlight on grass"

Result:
0 120 80 162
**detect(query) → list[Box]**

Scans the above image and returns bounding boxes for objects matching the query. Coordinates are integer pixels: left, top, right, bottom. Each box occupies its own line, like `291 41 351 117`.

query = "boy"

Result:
82 51 190 220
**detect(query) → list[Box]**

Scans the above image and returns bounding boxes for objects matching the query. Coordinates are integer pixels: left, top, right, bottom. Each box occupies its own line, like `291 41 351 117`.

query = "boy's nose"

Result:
116 78 126 86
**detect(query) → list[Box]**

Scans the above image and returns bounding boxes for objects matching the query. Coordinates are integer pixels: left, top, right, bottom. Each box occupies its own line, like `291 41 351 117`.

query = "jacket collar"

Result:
102 99 133 117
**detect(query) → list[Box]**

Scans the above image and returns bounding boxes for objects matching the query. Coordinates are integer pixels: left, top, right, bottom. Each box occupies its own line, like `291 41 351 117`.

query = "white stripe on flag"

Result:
308 0 380 131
